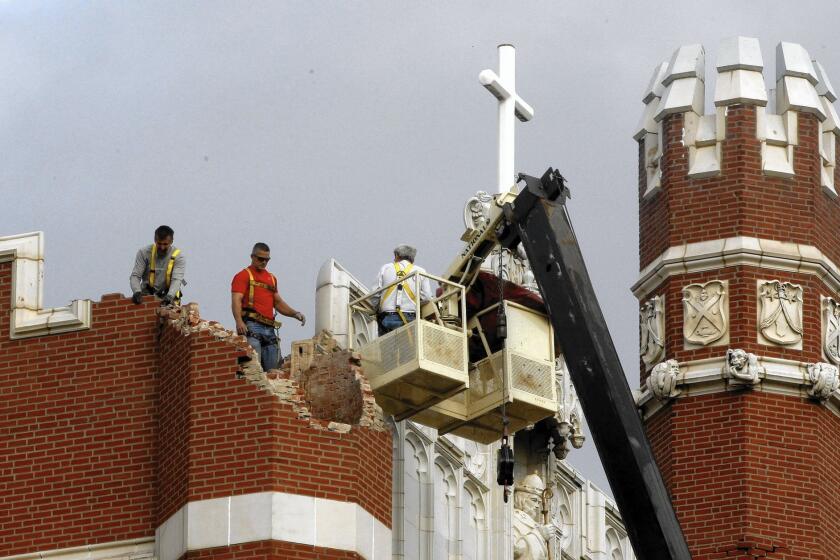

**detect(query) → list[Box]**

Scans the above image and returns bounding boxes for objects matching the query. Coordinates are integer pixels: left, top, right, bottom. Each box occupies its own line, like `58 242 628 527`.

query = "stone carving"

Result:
822 296 840 365
683 280 727 346
807 362 840 401
462 191 493 241
758 280 803 346
640 295 666 369
724 348 761 386
513 473 551 560
463 440 488 480
646 359 681 400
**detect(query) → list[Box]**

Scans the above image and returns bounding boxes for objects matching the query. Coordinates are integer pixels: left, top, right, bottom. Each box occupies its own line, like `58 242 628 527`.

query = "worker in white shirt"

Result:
370 244 434 334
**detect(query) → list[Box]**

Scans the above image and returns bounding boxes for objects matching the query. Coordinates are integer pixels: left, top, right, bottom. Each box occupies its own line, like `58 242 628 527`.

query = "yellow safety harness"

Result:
148 244 182 304
242 268 281 327
381 262 416 325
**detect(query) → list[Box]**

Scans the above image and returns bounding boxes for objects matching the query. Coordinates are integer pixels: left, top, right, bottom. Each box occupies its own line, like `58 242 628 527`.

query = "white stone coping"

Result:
155 491 391 560
0 231 91 339
0 537 154 560
632 236 840 299
636 354 840 420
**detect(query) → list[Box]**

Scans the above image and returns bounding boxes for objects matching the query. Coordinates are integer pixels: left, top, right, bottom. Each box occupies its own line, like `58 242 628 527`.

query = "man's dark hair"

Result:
154 225 174 240
252 242 271 254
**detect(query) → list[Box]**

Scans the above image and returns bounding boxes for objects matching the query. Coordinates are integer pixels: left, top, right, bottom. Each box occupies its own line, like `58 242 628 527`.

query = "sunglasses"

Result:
252 255 270 263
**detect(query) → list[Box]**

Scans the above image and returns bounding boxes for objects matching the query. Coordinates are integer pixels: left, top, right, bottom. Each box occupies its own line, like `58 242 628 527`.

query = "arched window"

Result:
606 528 624 560
460 481 487 560
552 486 574 552
433 457 457 559
402 431 431 559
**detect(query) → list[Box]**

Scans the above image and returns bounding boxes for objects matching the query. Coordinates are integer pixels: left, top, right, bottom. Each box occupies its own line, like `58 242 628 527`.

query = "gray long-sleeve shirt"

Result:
129 245 186 298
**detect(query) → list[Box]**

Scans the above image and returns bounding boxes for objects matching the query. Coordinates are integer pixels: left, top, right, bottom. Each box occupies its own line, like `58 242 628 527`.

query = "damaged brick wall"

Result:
1 260 391 560
156 306 392 529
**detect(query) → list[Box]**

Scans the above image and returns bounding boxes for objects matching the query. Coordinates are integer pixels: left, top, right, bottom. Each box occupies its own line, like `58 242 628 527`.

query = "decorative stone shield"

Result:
640 295 665 370
823 296 840 365
758 280 803 346
683 281 727 346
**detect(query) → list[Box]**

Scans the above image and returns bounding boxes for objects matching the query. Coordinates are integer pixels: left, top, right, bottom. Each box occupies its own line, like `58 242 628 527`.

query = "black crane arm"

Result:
497 168 692 560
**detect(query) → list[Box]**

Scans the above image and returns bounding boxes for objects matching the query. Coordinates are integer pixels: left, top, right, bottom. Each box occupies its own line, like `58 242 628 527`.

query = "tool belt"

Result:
245 328 279 347
243 308 282 328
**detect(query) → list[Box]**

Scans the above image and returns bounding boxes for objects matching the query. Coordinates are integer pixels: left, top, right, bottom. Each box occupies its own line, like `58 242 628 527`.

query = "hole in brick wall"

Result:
299 350 364 425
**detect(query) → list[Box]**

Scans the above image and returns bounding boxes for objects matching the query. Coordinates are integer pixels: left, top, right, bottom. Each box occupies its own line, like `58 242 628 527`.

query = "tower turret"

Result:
635 37 840 559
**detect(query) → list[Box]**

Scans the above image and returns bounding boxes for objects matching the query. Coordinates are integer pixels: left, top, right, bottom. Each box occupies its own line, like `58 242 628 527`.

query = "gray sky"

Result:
3 0 839 496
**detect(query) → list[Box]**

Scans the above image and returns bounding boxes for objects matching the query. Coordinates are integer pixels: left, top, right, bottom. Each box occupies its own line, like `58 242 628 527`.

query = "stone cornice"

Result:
0 538 154 560
636 354 840 420
0 231 91 339
632 236 840 299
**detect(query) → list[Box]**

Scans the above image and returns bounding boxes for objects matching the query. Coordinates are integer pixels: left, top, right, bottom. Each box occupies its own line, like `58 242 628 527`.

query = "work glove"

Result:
132 291 144 305
294 312 306 326
161 294 174 306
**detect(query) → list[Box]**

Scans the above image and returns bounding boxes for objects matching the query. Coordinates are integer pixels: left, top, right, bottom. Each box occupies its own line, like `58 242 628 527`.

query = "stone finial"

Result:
714 37 767 107
643 61 669 104
777 42 818 84
717 36 763 72
647 359 681 401
656 45 705 121
635 62 669 141
776 42 825 119
807 362 840 401
814 60 837 102
664 44 705 85
724 348 761 386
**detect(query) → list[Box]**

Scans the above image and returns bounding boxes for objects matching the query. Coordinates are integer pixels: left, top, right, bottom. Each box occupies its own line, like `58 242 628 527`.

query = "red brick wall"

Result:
0 259 392 556
638 102 840 559
0 261 159 555
639 106 840 270
184 540 363 560
648 392 840 560
155 324 392 527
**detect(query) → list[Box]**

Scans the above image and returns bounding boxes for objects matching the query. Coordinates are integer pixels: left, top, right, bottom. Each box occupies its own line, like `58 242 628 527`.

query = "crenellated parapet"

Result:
635 37 840 194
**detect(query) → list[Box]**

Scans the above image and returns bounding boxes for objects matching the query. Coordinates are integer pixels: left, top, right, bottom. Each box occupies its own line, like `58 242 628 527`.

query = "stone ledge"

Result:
0 538 154 560
633 235 840 298
637 354 840 420
154 492 391 560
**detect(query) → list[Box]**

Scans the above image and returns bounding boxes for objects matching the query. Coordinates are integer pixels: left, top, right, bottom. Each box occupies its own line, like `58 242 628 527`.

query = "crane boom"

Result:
496 168 692 560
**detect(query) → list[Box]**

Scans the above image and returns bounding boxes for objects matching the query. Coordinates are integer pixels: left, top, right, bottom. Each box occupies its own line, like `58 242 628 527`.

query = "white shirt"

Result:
371 260 434 313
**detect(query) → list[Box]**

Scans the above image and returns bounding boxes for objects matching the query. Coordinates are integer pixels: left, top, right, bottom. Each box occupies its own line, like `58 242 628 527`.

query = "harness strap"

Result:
149 245 181 292
381 262 417 313
244 268 279 325
148 244 157 287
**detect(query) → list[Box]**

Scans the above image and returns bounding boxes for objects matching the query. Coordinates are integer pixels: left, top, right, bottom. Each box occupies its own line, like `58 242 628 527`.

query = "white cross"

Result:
479 44 534 193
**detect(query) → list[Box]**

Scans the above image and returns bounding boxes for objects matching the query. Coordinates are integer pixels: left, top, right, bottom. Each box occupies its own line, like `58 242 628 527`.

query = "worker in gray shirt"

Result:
130 225 186 306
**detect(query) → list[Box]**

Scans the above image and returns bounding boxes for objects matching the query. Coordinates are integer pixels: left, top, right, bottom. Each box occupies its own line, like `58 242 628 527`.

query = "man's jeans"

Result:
245 320 279 371
380 312 416 335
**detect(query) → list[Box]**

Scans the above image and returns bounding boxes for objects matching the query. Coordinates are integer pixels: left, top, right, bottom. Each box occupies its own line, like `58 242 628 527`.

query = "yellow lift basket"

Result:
412 300 557 444
348 271 469 421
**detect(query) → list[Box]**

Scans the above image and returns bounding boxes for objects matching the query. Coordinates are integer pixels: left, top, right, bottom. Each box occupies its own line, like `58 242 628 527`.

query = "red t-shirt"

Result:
231 266 276 319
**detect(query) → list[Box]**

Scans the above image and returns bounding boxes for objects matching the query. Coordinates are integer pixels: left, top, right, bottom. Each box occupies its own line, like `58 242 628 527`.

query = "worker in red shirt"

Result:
231 242 305 371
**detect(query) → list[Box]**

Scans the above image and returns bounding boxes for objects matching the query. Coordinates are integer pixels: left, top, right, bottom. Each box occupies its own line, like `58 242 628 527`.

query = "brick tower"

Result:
635 38 840 559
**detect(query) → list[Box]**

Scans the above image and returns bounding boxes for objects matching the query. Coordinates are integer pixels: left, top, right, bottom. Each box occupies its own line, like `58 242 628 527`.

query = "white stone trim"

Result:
0 231 91 339
154 491 391 560
636 354 840 420
632 236 840 299
0 537 154 560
